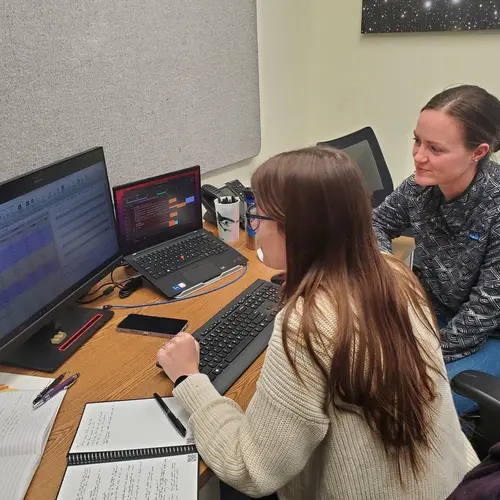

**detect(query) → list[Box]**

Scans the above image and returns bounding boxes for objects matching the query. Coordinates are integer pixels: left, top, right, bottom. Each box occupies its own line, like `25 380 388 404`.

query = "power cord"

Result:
118 275 143 298
101 264 248 310
76 264 139 305
110 265 130 290
77 286 117 305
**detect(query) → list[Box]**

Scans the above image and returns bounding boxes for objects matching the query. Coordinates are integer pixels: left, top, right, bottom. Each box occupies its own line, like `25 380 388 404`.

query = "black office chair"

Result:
452 371 500 459
317 127 394 208
318 126 416 241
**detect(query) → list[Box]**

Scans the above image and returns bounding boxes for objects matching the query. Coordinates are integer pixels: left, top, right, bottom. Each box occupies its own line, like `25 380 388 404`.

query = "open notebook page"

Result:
70 397 193 454
57 453 199 500
0 372 54 391
0 455 42 500
0 389 65 456
0 390 65 500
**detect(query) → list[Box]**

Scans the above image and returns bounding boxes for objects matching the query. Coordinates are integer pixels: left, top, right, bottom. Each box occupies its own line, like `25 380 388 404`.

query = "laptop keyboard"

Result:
192 279 282 394
133 233 228 279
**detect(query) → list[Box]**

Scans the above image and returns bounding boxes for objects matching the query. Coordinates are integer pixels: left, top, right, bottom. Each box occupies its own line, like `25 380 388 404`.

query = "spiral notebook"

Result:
56 397 198 500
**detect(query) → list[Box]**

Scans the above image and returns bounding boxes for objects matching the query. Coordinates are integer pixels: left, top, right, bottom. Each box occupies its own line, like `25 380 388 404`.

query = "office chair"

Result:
318 126 415 240
318 127 394 208
452 370 500 459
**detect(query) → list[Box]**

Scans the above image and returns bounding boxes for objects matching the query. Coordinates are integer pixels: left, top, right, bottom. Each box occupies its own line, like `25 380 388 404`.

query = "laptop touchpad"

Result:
182 263 220 283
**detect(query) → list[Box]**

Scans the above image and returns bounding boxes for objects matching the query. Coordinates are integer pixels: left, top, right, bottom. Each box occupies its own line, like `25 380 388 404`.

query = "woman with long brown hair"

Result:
157 146 478 499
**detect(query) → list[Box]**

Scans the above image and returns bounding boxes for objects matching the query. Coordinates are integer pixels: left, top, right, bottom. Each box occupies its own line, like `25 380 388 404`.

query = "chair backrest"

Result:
318 127 394 208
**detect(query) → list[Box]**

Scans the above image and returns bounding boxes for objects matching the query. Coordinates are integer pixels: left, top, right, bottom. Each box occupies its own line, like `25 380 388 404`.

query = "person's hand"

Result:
156 332 200 382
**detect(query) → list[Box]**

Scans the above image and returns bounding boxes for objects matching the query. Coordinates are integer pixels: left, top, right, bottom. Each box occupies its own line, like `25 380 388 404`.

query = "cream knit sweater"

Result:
174 294 478 499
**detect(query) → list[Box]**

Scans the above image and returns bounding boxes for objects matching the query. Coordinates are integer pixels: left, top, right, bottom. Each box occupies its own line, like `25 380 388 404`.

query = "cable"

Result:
77 266 140 305
111 266 127 290
118 275 143 298
80 263 131 298
76 275 140 305
77 286 116 305
101 264 248 310
85 281 114 295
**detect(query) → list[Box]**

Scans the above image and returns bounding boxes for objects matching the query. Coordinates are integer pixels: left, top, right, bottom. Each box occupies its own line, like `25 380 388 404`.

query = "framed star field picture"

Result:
362 0 500 33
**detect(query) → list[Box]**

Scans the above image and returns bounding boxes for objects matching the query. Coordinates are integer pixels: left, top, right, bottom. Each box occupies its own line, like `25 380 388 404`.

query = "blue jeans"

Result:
442 318 500 415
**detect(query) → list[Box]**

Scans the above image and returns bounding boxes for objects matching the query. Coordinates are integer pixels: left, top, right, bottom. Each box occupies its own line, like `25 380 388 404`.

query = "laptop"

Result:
113 166 248 298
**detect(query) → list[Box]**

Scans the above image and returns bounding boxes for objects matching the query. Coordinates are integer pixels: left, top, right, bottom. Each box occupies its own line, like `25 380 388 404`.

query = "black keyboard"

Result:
192 279 282 394
134 232 228 280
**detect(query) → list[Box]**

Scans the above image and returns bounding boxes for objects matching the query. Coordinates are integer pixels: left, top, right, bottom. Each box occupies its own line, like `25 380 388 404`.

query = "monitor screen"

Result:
0 148 120 352
113 166 202 255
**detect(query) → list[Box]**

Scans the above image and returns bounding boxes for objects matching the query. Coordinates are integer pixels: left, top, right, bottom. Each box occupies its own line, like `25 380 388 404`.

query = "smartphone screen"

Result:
116 314 188 337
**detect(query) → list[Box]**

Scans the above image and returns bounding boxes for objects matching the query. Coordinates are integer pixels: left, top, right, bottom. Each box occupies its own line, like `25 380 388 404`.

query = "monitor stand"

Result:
4 306 113 372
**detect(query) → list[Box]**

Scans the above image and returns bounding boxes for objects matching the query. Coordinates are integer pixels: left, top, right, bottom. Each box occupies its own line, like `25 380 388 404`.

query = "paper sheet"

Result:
0 390 65 456
0 389 65 500
0 372 54 392
70 397 193 454
0 455 42 500
57 454 199 500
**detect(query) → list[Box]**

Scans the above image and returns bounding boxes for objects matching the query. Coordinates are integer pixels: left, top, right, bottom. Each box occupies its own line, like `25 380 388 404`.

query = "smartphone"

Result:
116 314 188 338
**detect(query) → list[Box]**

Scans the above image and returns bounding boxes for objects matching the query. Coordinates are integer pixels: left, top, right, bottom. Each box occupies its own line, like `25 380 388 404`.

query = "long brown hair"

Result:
251 146 441 477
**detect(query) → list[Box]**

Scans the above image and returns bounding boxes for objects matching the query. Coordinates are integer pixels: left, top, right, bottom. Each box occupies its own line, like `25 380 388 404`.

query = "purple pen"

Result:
33 373 80 409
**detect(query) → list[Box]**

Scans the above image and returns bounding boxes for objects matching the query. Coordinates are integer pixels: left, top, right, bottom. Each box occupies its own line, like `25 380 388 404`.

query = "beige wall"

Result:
306 1 500 186
202 0 312 188
206 0 500 189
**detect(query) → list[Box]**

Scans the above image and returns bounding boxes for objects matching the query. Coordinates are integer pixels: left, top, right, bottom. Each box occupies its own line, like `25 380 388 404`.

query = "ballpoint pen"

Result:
33 373 80 409
32 373 65 407
153 392 187 437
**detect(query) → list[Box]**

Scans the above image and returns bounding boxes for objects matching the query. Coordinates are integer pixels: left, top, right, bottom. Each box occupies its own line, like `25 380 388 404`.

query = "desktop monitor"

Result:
0 147 122 372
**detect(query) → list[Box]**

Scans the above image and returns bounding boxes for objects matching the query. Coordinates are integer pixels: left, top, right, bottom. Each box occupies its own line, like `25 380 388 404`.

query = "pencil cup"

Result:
214 196 240 244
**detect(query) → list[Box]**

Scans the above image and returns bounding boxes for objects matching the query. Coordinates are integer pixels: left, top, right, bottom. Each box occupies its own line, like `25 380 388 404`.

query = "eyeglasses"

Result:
246 205 274 231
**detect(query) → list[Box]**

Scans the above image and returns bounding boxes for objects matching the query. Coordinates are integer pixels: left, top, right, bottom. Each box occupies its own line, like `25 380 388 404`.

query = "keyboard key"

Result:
226 337 252 362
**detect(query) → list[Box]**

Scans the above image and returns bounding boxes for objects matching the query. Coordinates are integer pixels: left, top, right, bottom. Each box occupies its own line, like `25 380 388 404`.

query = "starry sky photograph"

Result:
362 0 500 33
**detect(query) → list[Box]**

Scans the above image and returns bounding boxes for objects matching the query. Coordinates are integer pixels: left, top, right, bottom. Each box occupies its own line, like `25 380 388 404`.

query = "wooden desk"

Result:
0 230 413 499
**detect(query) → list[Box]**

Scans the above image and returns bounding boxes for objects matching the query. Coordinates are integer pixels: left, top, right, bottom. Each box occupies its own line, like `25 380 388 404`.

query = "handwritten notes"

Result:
71 398 191 453
59 455 198 500
0 389 65 500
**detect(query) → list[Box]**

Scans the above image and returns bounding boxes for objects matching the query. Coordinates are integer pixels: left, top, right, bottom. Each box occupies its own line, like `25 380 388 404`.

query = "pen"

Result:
32 373 65 406
153 392 186 437
33 373 80 409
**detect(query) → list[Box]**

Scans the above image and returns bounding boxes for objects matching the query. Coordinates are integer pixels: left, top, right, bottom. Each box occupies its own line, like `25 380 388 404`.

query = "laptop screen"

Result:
113 166 202 255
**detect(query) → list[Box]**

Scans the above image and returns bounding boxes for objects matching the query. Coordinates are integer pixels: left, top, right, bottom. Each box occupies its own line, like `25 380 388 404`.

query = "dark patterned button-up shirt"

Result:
372 163 500 362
